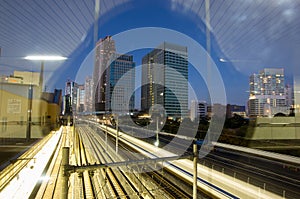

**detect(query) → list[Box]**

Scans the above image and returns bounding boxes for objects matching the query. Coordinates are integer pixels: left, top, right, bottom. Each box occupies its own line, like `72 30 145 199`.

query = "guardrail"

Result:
213 142 300 165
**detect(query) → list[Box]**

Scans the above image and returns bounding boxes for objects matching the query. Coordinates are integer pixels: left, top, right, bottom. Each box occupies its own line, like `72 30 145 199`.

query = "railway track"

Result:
148 170 191 198
75 124 193 198
78 125 139 198
76 129 96 199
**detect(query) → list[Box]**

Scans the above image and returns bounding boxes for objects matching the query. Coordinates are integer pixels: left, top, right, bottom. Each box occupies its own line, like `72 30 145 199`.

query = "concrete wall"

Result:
246 116 300 140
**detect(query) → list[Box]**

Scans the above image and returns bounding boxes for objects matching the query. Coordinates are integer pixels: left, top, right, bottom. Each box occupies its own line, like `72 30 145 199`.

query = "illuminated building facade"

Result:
141 42 188 118
93 36 116 113
248 68 288 117
105 54 135 113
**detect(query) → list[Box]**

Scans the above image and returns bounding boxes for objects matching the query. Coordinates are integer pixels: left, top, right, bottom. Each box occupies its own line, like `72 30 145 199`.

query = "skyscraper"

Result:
76 84 85 113
141 42 188 118
93 36 116 113
84 76 93 112
248 68 288 117
105 54 135 113
64 80 78 115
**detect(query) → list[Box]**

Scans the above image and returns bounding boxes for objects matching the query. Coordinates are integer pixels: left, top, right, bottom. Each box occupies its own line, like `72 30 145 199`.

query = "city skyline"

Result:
1 2 300 198
1 1 298 108
71 38 295 113
55 1 295 108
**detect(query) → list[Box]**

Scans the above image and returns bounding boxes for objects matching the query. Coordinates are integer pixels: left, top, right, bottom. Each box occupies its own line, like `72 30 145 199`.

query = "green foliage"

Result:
224 114 248 129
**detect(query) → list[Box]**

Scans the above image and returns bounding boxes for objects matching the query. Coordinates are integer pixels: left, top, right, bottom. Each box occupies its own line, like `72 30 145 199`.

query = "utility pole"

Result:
156 116 159 147
26 84 33 142
193 143 198 199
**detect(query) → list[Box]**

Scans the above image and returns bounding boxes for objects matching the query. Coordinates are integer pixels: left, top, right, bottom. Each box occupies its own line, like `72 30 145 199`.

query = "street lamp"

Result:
24 55 67 141
154 116 159 147
150 105 165 147
26 84 33 142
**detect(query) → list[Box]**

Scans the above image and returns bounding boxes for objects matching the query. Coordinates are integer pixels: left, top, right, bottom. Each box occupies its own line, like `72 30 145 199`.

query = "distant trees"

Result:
122 112 250 146
274 112 286 117
224 114 249 129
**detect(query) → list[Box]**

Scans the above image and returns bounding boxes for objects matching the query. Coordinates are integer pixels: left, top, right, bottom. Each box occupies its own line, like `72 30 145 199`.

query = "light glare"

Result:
24 55 67 61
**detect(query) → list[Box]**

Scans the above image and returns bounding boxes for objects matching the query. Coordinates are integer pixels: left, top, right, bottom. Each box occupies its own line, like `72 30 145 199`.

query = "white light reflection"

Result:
24 55 67 61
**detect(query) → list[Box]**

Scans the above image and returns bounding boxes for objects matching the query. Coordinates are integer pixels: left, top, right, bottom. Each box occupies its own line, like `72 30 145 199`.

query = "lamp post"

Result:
26 84 33 142
154 116 159 147
24 55 67 141
151 104 164 147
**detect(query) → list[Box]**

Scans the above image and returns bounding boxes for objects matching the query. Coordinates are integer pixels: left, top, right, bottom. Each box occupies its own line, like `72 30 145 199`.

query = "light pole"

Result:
24 55 67 141
26 84 33 142
154 116 159 147
150 104 165 147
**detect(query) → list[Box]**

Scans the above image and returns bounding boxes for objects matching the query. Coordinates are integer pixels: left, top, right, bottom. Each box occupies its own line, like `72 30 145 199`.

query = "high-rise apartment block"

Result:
105 54 135 113
93 36 116 112
141 42 188 118
248 68 289 117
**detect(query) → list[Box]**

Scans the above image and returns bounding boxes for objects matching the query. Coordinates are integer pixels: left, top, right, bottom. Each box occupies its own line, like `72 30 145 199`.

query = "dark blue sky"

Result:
48 0 299 109
1 0 298 108
54 0 251 107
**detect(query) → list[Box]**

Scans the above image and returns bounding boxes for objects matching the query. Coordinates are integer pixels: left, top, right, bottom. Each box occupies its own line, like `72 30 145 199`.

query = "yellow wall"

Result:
0 89 60 124
47 103 61 124
13 71 40 86
0 89 28 122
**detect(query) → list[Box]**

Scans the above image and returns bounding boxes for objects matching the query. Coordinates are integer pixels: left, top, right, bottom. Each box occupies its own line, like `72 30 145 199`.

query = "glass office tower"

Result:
105 54 135 113
141 42 188 118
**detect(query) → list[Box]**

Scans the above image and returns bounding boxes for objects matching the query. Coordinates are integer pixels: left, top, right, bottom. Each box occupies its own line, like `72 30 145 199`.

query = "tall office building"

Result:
141 42 188 118
84 76 93 112
76 84 85 113
105 54 135 113
248 68 288 117
93 36 116 113
64 80 78 115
